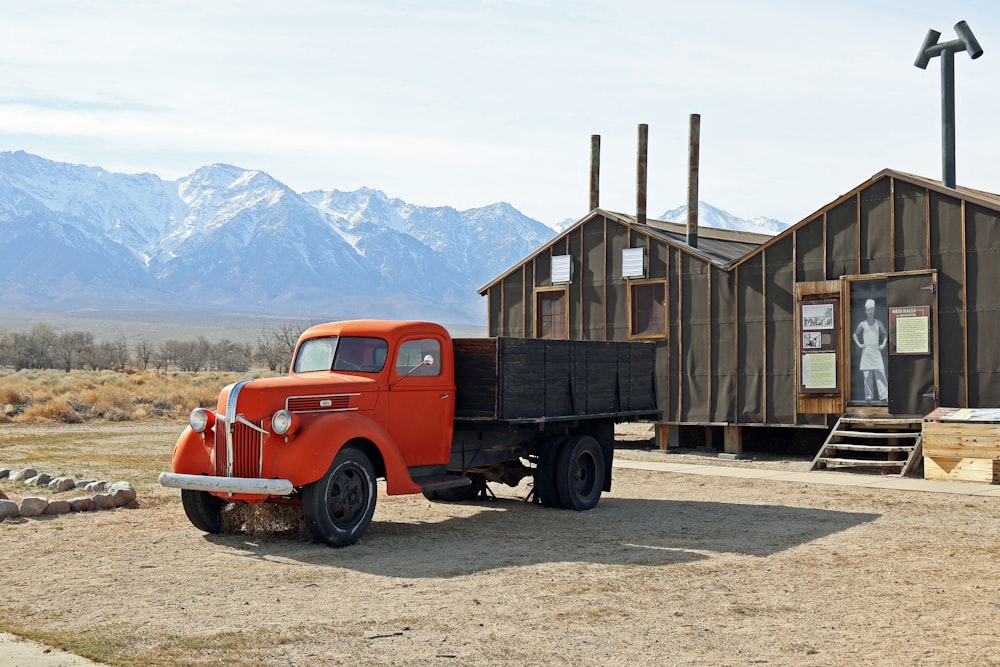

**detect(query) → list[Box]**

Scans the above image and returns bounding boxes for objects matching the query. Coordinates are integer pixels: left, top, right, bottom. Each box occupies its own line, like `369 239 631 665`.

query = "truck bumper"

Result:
158 472 295 496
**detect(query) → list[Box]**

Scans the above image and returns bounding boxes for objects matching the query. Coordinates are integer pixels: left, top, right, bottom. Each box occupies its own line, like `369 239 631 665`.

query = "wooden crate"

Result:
922 421 1000 459
924 456 1000 483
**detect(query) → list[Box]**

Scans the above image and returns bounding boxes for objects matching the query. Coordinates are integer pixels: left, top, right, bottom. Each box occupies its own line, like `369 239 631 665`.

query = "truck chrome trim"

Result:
158 472 294 496
225 379 254 477
236 414 270 437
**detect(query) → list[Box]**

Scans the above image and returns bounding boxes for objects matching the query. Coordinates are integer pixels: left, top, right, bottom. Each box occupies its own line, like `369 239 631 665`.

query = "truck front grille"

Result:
286 394 355 413
215 421 263 478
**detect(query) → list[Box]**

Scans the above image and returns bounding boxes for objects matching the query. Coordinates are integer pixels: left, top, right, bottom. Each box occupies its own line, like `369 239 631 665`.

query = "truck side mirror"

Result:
422 354 434 367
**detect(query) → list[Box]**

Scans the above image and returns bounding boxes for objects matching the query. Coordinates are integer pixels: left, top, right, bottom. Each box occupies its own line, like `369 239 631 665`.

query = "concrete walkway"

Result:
613 458 1000 497
0 632 103 666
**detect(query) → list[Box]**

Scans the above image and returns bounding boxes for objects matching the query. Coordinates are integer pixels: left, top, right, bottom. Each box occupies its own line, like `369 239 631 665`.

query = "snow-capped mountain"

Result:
0 151 787 325
660 202 788 235
0 152 555 323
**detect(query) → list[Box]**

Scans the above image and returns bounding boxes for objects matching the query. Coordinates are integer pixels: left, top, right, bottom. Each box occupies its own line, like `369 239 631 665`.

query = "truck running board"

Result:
413 474 472 493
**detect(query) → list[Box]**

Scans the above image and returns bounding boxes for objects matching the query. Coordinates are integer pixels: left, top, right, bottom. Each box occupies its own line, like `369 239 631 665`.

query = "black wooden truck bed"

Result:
452 337 661 423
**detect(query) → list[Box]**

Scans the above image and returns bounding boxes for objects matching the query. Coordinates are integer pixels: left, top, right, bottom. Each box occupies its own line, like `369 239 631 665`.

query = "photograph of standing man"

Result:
853 298 888 402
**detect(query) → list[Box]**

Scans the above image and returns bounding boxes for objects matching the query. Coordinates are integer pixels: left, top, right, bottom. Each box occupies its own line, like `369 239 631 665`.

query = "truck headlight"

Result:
271 409 298 436
190 408 216 433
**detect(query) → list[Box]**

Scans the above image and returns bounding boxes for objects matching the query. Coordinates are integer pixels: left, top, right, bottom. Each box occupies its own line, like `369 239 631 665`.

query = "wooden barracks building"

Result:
479 127 1000 469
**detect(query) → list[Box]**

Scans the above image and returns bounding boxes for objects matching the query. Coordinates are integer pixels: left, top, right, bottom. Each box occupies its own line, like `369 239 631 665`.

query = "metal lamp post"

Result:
914 21 984 189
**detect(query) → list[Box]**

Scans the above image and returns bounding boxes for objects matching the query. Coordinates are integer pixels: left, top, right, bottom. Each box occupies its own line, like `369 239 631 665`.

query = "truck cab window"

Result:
334 337 389 372
294 337 337 372
396 338 441 377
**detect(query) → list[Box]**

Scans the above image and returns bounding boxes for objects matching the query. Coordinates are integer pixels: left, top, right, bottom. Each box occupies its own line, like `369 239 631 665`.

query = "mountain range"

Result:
0 151 787 325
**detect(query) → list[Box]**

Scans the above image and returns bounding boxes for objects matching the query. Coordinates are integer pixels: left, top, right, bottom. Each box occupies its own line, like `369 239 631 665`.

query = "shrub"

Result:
21 397 83 423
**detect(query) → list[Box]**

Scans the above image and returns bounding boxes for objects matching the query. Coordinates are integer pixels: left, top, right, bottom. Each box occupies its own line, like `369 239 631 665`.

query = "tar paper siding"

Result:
486 172 1000 428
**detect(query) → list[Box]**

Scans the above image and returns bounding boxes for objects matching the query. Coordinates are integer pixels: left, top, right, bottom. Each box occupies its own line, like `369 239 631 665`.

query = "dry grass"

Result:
0 368 275 424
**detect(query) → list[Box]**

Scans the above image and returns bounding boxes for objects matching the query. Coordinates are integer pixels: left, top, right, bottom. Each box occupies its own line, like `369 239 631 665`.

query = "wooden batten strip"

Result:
734 263 740 425
889 177 896 273
961 198 969 406
822 211 828 279
666 242 672 422
924 185 931 270
677 248 684 420
707 265 713 421
761 249 768 421
792 230 798 424
603 219 608 340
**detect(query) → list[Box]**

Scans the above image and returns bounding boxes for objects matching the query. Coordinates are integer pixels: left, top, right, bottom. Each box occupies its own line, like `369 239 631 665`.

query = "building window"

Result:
630 281 666 338
536 289 568 339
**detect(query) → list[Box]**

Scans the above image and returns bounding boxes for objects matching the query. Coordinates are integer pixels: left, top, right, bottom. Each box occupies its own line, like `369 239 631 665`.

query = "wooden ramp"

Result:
810 417 924 477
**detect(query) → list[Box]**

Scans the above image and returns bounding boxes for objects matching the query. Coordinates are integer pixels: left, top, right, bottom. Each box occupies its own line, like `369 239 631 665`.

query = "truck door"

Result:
387 336 455 466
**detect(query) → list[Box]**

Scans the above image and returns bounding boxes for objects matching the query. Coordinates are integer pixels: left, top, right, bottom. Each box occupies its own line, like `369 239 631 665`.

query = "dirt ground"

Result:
2 423 1000 666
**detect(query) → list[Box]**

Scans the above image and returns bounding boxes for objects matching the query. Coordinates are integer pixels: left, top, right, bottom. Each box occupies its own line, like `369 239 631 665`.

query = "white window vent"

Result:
551 254 573 284
622 247 645 278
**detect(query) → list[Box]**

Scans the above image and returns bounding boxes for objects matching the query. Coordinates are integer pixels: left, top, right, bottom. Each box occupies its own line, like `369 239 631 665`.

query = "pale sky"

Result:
1 1 997 227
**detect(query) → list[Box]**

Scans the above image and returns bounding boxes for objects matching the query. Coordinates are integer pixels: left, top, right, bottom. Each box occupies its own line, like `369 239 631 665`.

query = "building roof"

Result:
729 168 1000 269
479 168 1000 294
477 208 769 293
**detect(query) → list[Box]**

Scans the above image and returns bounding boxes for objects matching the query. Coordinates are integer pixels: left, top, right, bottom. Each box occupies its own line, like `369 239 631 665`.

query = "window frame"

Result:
534 287 569 340
628 279 667 339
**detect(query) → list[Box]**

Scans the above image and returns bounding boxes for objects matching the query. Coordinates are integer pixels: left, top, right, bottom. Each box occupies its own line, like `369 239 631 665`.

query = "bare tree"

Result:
255 322 305 371
134 338 154 370
54 330 94 372
112 333 129 372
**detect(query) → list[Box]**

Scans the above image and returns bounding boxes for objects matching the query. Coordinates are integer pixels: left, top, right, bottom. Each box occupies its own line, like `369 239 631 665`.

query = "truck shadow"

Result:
209 495 880 579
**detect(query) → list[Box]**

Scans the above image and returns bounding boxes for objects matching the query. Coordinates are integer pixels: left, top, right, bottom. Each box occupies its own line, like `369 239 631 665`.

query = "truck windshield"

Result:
294 336 389 374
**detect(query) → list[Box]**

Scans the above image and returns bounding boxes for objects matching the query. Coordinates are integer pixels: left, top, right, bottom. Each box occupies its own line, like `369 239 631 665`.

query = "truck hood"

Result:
217 373 380 419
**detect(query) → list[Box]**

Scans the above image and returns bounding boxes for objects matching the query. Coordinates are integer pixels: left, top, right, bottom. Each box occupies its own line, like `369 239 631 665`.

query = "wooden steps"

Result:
810 417 923 477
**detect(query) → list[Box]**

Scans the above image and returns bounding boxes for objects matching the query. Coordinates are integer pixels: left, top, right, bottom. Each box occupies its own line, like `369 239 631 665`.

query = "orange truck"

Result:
159 320 660 546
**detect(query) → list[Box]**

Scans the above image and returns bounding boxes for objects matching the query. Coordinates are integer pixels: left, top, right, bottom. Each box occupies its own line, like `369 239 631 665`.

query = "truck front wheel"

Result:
303 447 377 547
181 489 225 534
555 435 605 511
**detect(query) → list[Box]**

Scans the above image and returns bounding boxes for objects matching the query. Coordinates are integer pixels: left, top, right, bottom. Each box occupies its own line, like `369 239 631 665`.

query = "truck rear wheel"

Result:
303 447 377 547
181 489 225 534
555 435 605 511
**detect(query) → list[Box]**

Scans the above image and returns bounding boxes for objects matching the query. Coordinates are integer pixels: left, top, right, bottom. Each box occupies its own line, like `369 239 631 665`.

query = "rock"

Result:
0 500 17 520
0 489 7 500
69 497 96 512
44 500 72 515
92 493 116 511
26 473 52 486
0 469 11 479
109 482 137 507
48 477 76 492
86 481 108 493
18 496 48 517
13 468 38 482
76 480 96 489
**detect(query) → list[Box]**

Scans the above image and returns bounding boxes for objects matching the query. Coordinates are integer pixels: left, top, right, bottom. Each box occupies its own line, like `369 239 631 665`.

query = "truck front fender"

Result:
271 412 420 495
171 426 215 476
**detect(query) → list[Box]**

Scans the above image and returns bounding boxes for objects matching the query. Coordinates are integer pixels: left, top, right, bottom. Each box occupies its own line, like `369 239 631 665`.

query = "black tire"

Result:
554 435 605 511
534 436 566 508
303 447 377 547
181 489 225 534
